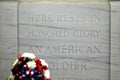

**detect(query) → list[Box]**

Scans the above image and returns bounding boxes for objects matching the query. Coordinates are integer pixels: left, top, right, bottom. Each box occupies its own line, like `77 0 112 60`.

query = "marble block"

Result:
18 1 110 80
0 1 18 79
19 0 109 2
111 1 120 80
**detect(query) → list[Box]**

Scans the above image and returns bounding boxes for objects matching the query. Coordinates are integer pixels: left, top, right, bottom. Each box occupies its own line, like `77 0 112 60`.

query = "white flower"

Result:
22 53 36 59
27 61 36 69
9 74 14 80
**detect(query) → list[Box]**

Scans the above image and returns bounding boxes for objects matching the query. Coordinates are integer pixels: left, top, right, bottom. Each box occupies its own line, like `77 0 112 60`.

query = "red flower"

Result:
43 66 48 70
35 59 41 64
18 56 24 61
46 78 51 80
36 64 43 74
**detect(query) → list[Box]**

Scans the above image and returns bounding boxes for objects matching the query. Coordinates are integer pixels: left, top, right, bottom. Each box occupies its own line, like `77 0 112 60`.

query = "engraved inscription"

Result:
25 45 100 54
28 14 101 23
48 61 90 70
26 29 100 38
45 45 100 54
56 78 100 80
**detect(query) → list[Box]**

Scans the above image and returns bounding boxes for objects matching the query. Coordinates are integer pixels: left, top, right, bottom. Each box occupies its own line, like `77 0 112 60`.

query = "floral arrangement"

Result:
7 53 51 80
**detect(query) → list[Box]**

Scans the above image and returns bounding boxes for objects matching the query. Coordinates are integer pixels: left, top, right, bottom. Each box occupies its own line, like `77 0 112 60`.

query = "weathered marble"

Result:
111 1 120 80
18 2 110 80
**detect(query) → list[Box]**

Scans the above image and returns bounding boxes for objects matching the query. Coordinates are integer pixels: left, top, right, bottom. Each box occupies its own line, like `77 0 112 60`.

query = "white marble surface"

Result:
2 1 120 80
19 0 108 2
0 1 18 79
111 1 120 80
18 2 110 80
